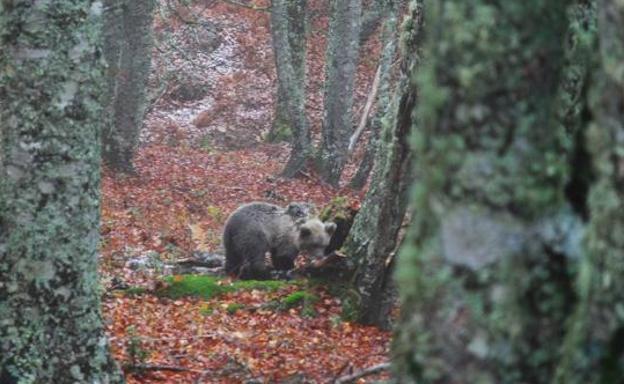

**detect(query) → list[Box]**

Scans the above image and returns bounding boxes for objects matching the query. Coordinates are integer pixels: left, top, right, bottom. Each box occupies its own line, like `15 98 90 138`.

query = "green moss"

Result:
225 303 245 314
266 121 292 142
279 291 319 317
198 304 214 316
281 291 318 307
319 196 351 221
231 279 293 291
158 275 225 299
123 287 147 296
157 275 294 300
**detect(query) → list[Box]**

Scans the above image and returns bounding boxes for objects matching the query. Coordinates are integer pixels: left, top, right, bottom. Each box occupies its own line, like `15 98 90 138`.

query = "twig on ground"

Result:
334 362 391 384
332 361 352 382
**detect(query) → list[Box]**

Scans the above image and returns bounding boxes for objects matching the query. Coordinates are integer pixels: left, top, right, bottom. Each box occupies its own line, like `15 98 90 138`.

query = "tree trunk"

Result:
342 0 421 330
350 2 400 190
556 1 624 382
316 0 362 186
102 0 155 174
0 2 124 383
393 1 579 383
268 0 307 146
271 0 311 177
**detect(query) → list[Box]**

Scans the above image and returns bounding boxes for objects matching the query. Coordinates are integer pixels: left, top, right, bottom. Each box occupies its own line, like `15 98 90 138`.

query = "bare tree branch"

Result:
349 64 381 153
334 362 391 384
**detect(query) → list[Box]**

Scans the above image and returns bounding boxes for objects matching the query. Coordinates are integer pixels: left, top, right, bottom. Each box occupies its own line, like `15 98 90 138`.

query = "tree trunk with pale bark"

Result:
0 1 124 382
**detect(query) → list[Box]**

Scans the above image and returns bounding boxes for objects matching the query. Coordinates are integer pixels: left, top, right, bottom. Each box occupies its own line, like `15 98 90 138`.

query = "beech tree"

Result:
343 0 421 329
0 1 123 382
102 0 155 174
316 0 362 186
270 0 311 177
350 0 400 189
392 0 624 383
556 1 624 382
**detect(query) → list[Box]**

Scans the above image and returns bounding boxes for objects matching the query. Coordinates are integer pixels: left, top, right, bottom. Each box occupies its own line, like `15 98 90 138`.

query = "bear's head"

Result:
296 218 337 259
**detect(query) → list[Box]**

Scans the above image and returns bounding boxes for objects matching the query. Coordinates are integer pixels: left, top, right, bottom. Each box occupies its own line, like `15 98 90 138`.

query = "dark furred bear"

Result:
223 202 336 280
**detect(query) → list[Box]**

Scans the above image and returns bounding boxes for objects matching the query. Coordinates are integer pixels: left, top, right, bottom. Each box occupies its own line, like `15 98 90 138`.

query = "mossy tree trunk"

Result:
350 0 400 190
102 0 155 174
393 0 585 382
270 0 311 177
316 0 362 186
268 0 307 144
0 1 124 383
556 1 624 382
342 1 422 329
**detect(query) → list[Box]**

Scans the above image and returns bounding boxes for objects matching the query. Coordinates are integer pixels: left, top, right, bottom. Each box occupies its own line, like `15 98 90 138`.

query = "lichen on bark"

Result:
556 1 624 382
393 1 581 382
342 0 421 329
270 0 311 177
0 1 123 382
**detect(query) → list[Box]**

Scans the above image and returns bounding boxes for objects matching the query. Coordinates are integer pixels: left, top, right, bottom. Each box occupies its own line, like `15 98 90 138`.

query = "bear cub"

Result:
223 201 336 280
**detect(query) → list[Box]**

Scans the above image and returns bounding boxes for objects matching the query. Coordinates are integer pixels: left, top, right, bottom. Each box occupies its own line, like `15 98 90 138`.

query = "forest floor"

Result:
99 1 391 383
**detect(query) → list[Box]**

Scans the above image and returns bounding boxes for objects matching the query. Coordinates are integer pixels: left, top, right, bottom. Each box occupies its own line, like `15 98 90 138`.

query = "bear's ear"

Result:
300 226 312 238
325 222 337 236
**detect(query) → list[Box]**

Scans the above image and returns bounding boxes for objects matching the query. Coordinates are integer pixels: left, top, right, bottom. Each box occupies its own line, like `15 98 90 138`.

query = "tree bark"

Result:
268 0 307 146
556 1 624 382
316 0 362 186
342 0 420 329
102 0 155 174
270 0 311 177
350 3 400 190
393 0 578 382
0 1 124 383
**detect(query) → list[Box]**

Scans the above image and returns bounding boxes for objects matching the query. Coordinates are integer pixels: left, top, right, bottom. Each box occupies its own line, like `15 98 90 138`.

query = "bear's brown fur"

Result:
223 202 335 279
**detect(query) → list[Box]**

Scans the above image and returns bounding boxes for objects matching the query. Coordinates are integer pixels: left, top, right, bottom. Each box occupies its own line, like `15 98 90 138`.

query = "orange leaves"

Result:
103 282 390 383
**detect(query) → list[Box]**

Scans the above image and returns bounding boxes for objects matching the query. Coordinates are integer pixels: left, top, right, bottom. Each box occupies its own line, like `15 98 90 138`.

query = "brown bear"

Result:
223 202 336 280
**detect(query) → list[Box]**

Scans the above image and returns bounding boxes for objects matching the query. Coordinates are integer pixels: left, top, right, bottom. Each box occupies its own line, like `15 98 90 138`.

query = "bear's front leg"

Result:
238 258 272 280
271 245 298 271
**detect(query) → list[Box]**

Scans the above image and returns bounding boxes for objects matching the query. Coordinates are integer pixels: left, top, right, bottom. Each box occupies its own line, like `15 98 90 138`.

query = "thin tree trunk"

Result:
271 0 311 177
342 0 419 330
0 2 124 382
102 0 155 174
393 0 576 382
316 0 362 186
